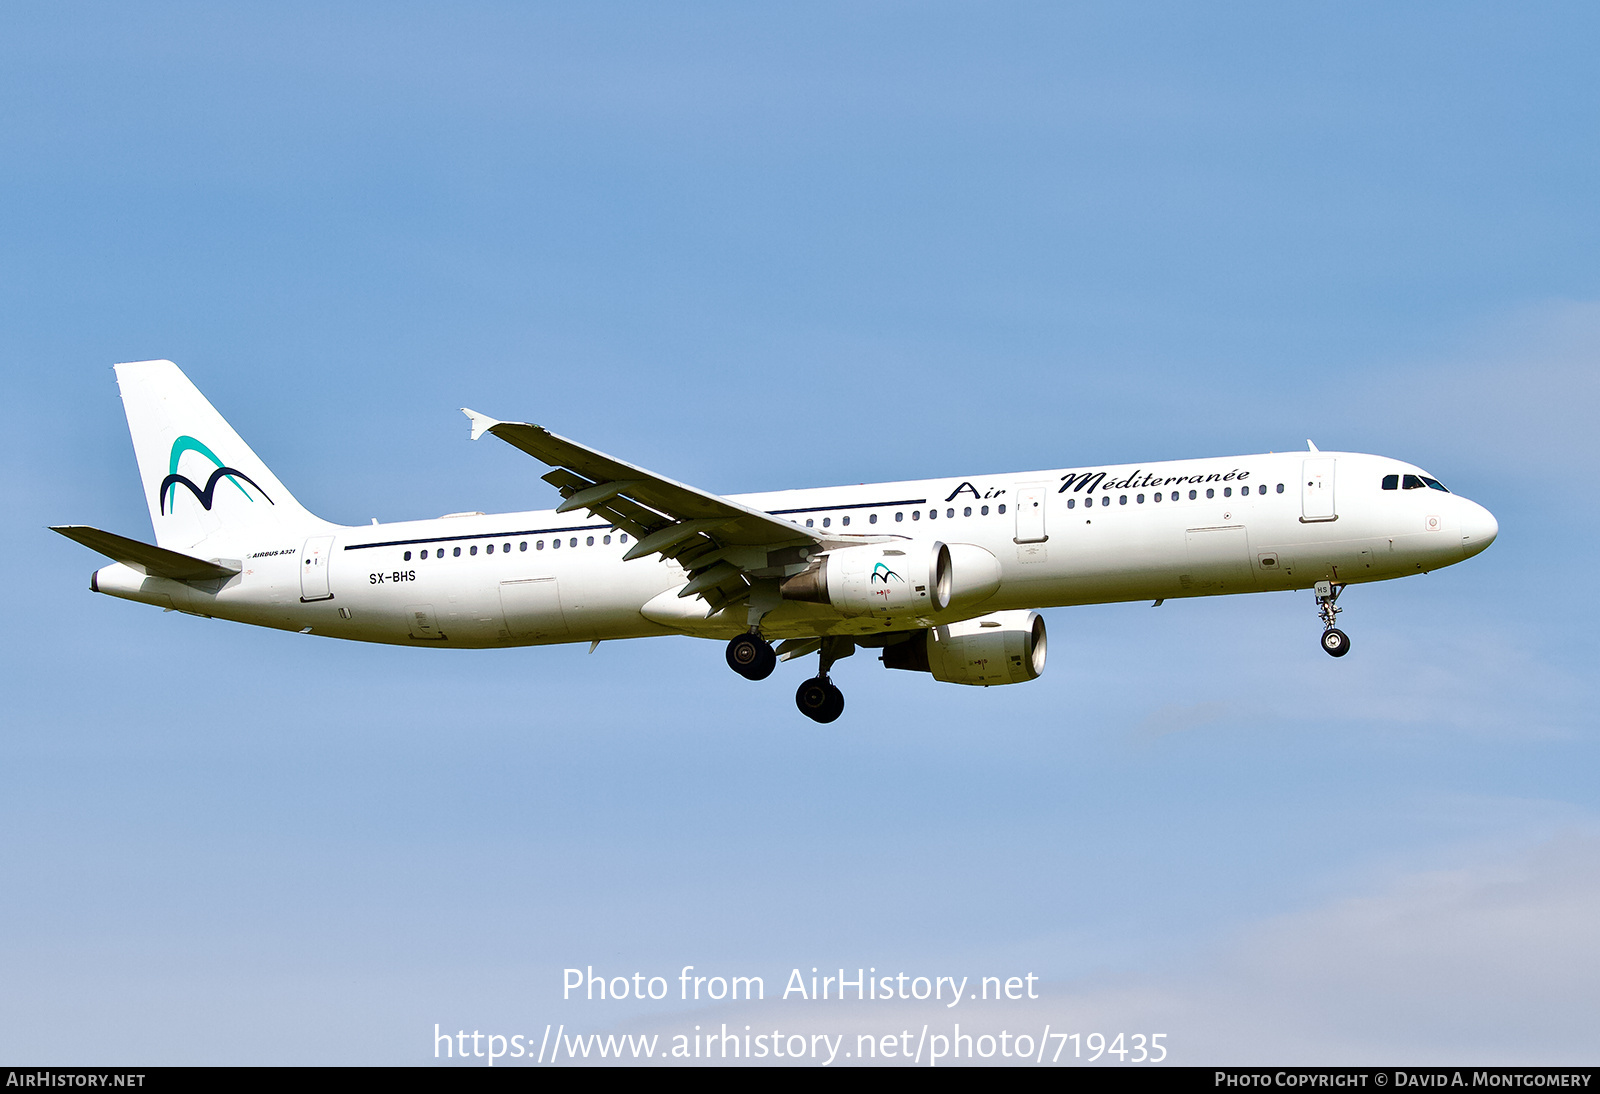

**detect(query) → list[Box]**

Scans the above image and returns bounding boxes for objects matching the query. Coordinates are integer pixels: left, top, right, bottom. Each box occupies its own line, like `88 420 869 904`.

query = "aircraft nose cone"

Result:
1460 500 1498 558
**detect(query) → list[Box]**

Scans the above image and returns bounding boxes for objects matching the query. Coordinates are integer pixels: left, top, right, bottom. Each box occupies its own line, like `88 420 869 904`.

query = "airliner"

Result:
55 361 1498 722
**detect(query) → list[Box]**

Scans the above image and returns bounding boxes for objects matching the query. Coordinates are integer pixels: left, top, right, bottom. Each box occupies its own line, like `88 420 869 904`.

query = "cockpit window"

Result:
1421 476 1449 492
1382 474 1399 490
1402 474 1426 489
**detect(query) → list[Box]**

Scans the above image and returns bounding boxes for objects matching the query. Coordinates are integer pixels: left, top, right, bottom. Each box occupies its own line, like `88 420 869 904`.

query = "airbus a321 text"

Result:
55 361 1498 722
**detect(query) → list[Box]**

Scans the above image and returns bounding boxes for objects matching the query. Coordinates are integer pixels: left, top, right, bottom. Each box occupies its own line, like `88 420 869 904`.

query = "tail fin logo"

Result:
158 435 274 515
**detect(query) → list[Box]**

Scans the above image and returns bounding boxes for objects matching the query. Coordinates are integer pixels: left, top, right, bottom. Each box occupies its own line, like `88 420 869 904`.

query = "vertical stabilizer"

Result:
115 360 326 551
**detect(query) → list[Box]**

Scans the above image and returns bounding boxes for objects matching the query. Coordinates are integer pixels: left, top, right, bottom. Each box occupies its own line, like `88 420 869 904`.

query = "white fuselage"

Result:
92 450 1498 648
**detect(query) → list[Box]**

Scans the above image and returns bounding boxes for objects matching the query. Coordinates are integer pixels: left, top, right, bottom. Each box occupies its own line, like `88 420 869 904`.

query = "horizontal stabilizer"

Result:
51 525 240 582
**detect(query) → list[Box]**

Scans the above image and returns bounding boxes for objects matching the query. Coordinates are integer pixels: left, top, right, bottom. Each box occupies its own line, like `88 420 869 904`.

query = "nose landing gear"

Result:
726 632 776 679
1315 581 1350 657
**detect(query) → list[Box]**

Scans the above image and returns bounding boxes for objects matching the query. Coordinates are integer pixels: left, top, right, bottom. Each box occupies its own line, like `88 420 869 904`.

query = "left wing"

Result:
463 410 822 611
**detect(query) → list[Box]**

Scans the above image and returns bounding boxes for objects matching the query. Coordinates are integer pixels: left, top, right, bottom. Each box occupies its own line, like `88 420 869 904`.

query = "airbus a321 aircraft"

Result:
55 361 1498 722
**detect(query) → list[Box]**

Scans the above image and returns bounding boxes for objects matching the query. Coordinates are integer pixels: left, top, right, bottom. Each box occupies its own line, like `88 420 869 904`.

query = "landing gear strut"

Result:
795 636 853 723
1315 581 1350 658
726 632 776 680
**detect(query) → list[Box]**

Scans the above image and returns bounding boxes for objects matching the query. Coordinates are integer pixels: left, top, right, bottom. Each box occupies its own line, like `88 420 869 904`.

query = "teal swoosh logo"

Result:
158 435 272 514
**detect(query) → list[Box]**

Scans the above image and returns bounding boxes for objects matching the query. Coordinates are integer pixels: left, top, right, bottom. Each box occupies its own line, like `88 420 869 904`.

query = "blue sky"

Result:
3 2 1598 1065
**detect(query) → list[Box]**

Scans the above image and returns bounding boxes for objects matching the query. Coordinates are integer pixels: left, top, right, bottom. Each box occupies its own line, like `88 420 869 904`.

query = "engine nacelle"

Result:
881 609 1047 686
781 541 952 617
943 542 1002 608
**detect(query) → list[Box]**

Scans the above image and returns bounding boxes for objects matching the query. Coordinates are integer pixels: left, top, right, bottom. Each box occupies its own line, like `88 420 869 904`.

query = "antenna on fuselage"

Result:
1306 439 1320 452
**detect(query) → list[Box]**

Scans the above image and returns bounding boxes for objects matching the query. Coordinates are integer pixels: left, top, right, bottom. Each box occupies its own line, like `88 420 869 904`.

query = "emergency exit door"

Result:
1014 484 1049 543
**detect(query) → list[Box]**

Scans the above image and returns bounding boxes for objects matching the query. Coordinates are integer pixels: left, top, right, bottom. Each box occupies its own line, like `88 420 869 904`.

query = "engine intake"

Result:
881 609 1047 686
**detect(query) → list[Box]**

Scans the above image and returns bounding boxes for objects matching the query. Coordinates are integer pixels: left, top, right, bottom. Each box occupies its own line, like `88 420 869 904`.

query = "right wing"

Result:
463 410 823 611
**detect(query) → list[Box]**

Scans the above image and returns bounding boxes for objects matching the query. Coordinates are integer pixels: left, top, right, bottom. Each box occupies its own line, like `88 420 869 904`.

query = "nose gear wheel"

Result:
1321 628 1351 657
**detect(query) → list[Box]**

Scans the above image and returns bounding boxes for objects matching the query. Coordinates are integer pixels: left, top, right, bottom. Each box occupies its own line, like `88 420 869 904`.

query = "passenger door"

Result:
299 535 335 601
1301 458 1337 522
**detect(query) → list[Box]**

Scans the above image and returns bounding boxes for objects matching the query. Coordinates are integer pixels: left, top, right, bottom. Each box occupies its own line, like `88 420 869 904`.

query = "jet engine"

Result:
880 609 1047 686
780 541 951 617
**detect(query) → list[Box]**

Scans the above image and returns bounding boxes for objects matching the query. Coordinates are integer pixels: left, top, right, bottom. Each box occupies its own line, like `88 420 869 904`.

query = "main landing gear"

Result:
795 676 845 723
1315 581 1351 658
726 632 776 680
794 635 853 724
726 629 850 722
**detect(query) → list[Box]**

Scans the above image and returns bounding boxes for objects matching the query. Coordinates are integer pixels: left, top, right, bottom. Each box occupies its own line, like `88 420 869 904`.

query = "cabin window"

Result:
404 550 412 560
981 505 989 515
420 549 429 559
963 507 971 517
1136 494 1145 503
603 535 611 544
1171 491 1179 501
586 536 594 546
470 545 478 555
620 534 628 543
1119 495 1128 505
869 513 878 524
1152 492 1161 503
1066 498 1075 509
552 539 560 549
1189 490 1197 500
912 511 921 521
537 540 544 550
453 547 461 557
1276 483 1284 493
485 544 493 554
1222 487 1231 498
895 512 903 522
806 518 814 527
927 509 935 520
520 541 527 551
998 504 1007 514
842 516 851 526
821 517 830 528
1206 489 1215 499
570 538 577 548
504 542 511 552
946 508 954 518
